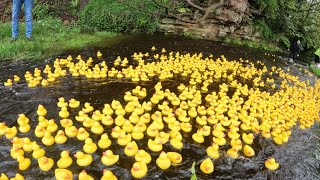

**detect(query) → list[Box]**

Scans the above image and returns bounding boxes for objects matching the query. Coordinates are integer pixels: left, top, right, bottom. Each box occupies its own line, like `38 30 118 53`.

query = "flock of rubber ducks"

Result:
0 47 319 179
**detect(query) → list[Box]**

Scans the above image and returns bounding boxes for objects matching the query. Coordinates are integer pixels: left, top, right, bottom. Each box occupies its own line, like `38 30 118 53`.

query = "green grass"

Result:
0 18 117 61
222 37 283 53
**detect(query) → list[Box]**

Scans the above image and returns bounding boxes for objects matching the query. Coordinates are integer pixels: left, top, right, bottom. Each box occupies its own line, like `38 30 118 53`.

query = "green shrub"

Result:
254 20 274 40
33 2 51 20
79 0 160 33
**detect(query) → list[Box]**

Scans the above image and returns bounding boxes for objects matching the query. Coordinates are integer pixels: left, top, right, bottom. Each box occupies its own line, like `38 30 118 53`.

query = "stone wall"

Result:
159 0 260 41
159 18 260 41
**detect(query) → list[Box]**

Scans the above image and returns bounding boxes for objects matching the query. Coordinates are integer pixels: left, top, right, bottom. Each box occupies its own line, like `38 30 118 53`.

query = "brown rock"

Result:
216 9 242 24
63 19 70 25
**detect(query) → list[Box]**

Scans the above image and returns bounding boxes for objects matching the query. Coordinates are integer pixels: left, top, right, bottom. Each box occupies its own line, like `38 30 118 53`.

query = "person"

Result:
11 0 34 41
314 48 320 64
289 40 302 61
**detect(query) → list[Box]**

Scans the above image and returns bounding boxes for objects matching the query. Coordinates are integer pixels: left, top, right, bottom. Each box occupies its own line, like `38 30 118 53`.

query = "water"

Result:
0 34 319 180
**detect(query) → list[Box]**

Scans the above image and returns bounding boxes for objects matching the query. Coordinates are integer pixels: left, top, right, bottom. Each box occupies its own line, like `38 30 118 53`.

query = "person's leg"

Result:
24 0 34 38
12 0 23 39
315 55 320 63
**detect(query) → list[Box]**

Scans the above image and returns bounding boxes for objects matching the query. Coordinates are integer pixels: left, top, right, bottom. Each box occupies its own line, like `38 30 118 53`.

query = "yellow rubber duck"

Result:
41 79 49 86
200 158 214 174
5 126 17 139
131 129 144 140
83 138 97 154
60 118 73 128
57 151 73 168
37 104 47 116
38 156 54 171
59 107 70 119
192 131 204 144
32 144 45 159
91 121 104 135
18 122 30 133
0 173 9 180
242 133 254 144
38 116 48 128
230 139 242 150
97 51 102 58
146 124 159 137
9 173 24 180
123 120 134 133
92 110 103 121
124 141 139 157
65 126 78 138
69 98 80 108
42 132 55 146
156 151 171 170
34 125 46 138
131 161 148 179
11 137 23 148
55 168 73 180
55 130 67 144
154 131 169 144
227 147 239 159
77 127 90 141
78 170 94 180
17 155 31 170
117 133 132 146
265 158 279 170
170 138 183 150
148 139 163 152
13 75 20 82
4 79 13 86
74 151 93 167
243 145 255 157
82 102 94 113
102 104 114 115
102 115 114 126
22 138 34 152
206 144 220 159
167 152 182 164
180 122 192 132
101 169 118 180
46 119 58 133
101 150 119 166
57 97 68 108
10 146 24 159
115 115 126 127
135 150 152 164
213 137 227 146
98 133 112 149
83 118 94 128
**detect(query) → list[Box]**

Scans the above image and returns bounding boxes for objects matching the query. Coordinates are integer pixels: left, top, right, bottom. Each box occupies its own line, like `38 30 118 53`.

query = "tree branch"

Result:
186 0 205 11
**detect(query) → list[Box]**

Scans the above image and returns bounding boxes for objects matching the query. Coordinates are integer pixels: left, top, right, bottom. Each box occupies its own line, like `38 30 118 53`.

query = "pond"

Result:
0 34 319 180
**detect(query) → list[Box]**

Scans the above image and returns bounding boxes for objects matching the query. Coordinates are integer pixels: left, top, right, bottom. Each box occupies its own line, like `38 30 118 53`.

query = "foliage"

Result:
222 37 282 52
0 18 115 60
33 2 51 20
79 0 160 33
252 0 320 53
190 161 197 180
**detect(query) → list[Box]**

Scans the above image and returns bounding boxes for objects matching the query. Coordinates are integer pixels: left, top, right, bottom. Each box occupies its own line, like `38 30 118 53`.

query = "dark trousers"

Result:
315 55 320 63
289 52 298 60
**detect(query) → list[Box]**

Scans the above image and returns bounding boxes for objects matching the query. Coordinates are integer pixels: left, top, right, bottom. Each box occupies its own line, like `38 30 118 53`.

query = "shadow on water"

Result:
0 34 319 180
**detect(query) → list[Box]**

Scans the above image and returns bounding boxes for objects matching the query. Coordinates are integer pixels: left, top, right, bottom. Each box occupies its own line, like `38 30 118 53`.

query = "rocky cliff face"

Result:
159 0 260 41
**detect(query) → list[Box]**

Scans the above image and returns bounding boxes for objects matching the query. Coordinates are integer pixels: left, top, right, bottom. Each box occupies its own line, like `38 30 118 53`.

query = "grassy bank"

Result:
0 18 116 61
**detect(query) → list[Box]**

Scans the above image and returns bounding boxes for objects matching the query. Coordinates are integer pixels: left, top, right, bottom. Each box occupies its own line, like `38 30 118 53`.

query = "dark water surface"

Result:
0 34 319 180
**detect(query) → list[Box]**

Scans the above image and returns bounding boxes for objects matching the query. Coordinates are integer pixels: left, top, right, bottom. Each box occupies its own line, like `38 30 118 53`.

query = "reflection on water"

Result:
0 34 319 180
